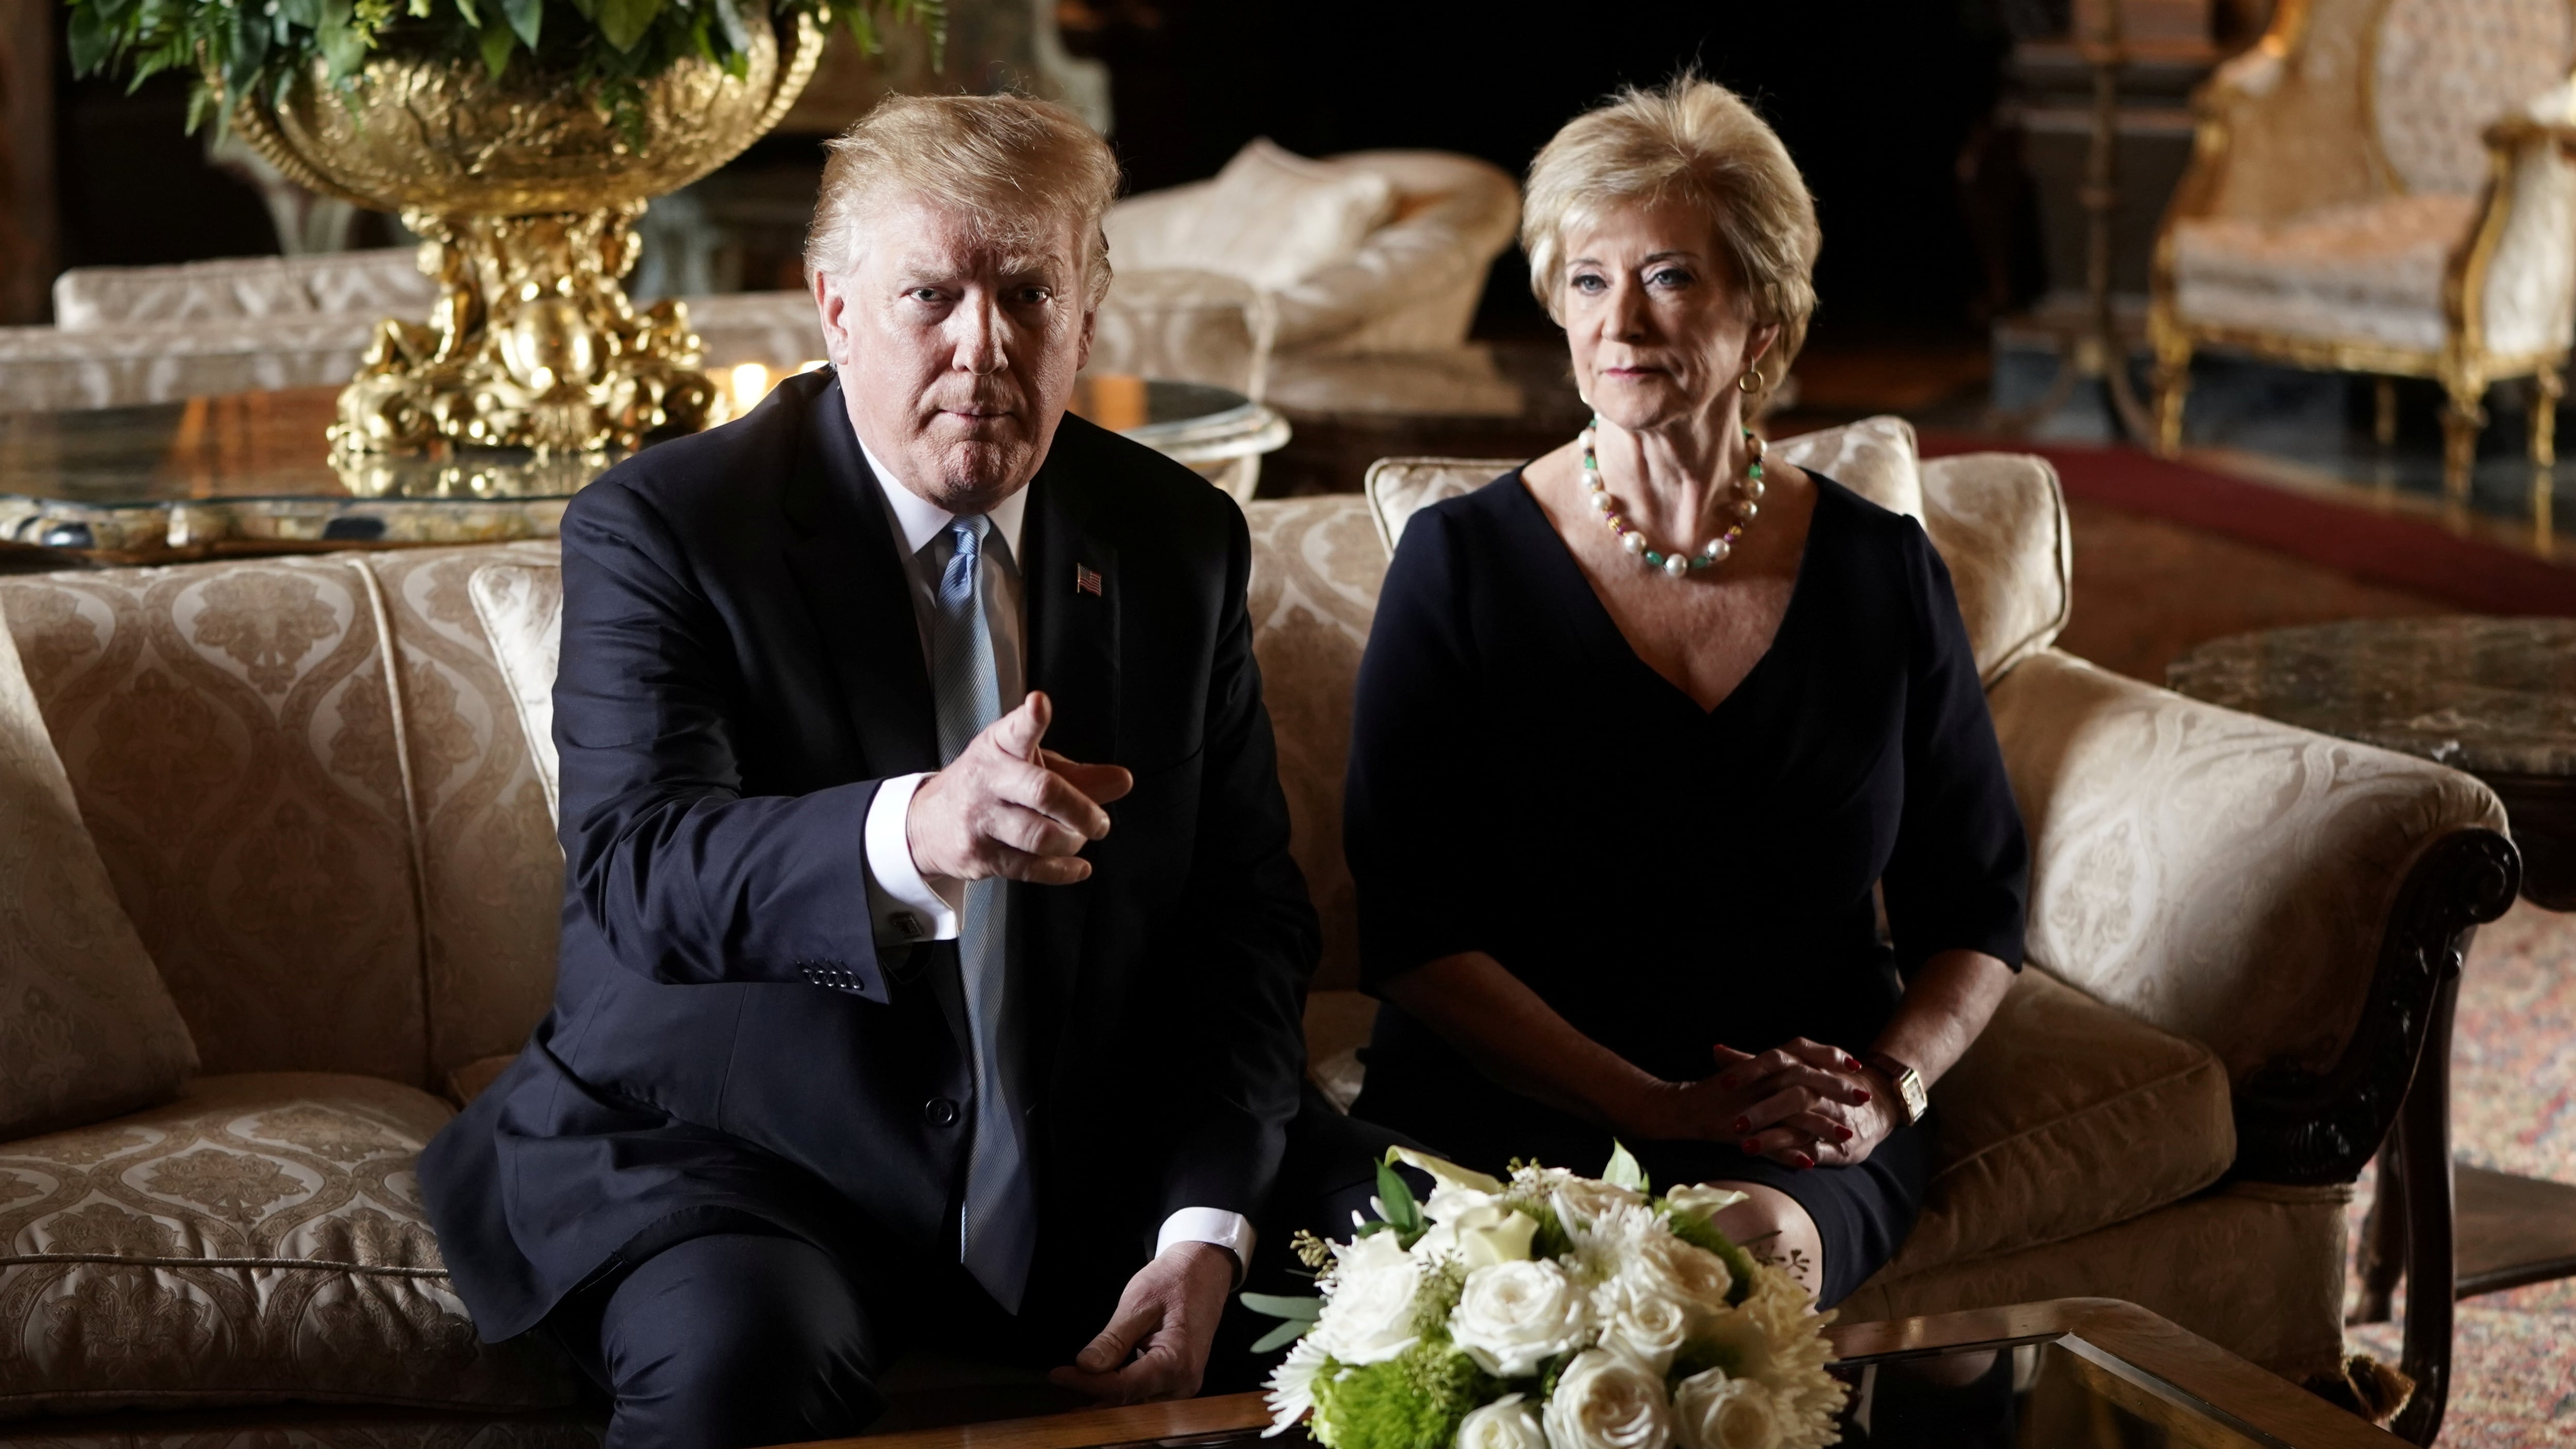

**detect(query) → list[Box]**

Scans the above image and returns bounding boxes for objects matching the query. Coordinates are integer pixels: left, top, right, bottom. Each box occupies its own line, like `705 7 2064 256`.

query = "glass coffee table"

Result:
0 373 1285 566
779 1300 2401 1449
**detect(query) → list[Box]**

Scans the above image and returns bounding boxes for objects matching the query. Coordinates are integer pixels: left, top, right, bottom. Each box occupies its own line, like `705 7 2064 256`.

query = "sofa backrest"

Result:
52 249 437 332
0 420 2071 1077
0 545 561 1089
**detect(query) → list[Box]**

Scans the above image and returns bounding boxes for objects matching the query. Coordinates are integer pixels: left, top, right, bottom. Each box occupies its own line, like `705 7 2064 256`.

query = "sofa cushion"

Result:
467 563 562 823
0 1073 573 1419
0 614 195 1140
2171 194 2477 352
1884 967 2235 1275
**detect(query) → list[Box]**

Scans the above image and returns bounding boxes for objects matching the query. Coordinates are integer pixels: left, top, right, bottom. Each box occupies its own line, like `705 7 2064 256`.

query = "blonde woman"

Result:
1342 76 2028 1306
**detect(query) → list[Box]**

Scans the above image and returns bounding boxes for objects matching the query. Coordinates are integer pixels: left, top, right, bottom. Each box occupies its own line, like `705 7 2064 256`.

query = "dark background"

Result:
49 1 2021 339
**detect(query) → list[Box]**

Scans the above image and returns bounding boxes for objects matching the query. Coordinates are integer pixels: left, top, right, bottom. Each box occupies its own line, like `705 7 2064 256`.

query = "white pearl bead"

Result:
1663 553 1689 578
1742 478 1766 501
1588 491 1614 513
1738 501 1759 521
1622 531 1648 553
1706 538 1731 562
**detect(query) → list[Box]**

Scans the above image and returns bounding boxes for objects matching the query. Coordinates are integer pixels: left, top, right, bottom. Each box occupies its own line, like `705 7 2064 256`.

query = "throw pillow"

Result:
0 619 197 1140
1115 140 1396 292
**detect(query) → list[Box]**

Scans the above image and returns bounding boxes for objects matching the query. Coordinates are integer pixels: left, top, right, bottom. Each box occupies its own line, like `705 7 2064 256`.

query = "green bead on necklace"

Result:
1579 418 1766 579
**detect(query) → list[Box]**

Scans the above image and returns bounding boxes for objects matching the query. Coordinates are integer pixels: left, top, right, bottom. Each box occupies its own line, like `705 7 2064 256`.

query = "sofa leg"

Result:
2151 338 2192 458
2391 968 2462 1447
2532 364 2562 468
2440 377 2487 510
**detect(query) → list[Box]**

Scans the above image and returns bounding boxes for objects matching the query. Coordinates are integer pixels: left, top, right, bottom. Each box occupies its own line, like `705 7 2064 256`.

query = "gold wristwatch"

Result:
1862 1050 1930 1126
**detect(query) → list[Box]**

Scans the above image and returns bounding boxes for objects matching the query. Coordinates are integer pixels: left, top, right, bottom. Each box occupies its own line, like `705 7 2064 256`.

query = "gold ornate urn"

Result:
232 16 822 456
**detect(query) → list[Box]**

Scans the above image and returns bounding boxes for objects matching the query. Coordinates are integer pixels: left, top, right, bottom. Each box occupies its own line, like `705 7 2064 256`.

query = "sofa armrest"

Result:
1991 650 2516 1182
2466 107 2576 360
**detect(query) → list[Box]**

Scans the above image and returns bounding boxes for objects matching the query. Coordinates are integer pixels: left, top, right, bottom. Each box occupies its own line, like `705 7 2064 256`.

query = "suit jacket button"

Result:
924 1098 961 1128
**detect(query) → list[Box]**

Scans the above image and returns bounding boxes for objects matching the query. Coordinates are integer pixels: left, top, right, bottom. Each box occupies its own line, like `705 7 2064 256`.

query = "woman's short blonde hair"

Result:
804 92 1122 307
1522 75 1821 389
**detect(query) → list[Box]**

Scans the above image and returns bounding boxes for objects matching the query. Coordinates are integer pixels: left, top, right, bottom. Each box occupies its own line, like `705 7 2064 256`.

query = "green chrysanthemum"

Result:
1309 1340 1502 1449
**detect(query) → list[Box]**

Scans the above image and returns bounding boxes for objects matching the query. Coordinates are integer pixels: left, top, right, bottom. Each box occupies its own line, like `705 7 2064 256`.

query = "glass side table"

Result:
0 373 1285 566
783 1300 2402 1449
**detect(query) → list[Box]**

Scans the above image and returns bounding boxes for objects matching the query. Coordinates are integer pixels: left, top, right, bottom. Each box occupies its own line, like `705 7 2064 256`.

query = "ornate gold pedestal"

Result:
229 13 821 456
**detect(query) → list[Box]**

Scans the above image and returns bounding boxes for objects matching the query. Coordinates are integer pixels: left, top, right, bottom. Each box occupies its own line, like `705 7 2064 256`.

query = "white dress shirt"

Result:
852 436 1257 1277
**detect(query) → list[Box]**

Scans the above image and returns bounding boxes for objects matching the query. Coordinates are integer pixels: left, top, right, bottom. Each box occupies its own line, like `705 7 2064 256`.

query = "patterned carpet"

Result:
2344 899 2576 1446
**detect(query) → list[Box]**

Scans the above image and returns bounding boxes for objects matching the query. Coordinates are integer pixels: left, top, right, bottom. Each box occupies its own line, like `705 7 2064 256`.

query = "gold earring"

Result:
1737 371 1761 396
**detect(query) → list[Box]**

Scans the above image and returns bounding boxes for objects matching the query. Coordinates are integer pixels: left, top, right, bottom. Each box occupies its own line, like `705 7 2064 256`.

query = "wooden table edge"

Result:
778 1297 2398 1449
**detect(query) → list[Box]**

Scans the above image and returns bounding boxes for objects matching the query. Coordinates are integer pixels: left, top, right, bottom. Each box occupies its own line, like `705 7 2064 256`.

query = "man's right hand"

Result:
906 690 1134 885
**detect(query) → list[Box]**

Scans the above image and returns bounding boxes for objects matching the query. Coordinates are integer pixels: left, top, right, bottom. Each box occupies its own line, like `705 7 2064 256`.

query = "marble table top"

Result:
2166 617 2576 778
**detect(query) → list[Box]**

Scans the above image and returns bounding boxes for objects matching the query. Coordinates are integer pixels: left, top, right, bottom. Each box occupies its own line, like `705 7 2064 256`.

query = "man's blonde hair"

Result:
1522 75 1821 391
804 92 1122 307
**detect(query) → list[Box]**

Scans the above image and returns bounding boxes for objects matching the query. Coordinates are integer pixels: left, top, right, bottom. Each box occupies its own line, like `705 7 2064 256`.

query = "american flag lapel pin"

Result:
1075 564 1104 596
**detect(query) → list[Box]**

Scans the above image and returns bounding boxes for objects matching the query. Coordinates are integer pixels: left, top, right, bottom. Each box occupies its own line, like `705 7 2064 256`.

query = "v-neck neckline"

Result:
1505 468 1832 722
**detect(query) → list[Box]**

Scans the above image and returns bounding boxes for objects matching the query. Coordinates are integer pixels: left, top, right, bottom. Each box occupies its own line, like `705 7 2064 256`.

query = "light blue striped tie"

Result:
930 516 1035 1312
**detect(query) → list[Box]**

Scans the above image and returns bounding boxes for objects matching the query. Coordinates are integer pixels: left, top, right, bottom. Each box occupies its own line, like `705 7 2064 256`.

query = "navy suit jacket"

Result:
419 369 1318 1340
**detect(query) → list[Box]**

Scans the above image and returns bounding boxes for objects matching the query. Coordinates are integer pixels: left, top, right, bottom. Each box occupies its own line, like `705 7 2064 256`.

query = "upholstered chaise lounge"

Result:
0 419 2510 1443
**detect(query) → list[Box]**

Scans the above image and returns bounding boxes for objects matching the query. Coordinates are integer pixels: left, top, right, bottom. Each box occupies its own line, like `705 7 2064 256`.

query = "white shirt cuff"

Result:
1157 1207 1256 1284
861 772 963 943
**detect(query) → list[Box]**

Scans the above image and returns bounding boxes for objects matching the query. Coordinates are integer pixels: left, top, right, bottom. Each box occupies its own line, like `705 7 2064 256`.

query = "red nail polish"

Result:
1835 1125 1854 1143
1739 1139 1760 1154
1795 1154 1815 1171
1732 1116 1750 1133
1855 1090 1872 1104
1844 1055 1863 1070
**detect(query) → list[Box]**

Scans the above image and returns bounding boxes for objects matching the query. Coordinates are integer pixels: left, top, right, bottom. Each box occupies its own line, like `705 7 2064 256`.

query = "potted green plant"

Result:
63 0 937 456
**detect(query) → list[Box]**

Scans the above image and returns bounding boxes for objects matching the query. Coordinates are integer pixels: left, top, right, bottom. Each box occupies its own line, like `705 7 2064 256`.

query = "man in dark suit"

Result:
420 93 1391 1448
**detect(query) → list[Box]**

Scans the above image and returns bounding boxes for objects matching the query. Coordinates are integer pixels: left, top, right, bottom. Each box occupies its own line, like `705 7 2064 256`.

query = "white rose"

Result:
1672 1369 1782 1449
1541 1349 1672 1449
1631 1226 1735 1311
1425 1183 1506 1225
1449 1259 1591 1377
1316 1230 1422 1365
1594 1272 1693 1375
1455 1392 1549 1449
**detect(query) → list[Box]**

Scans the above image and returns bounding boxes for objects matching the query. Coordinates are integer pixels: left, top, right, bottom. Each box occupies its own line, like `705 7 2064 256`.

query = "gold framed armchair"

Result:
2148 0 2576 504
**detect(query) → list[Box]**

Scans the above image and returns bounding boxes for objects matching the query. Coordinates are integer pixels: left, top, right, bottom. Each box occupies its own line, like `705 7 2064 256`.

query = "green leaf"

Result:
706 0 748 54
1249 1319 1310 1355
1602 1140 1649 1193
64 5 113 76
1374 1150 1420 1237
477 16 515 77
500 0 542 48
595 0 656 48
447 0 478 27
1241 1291 1324 1321
278 0 323 27
315 0 366 77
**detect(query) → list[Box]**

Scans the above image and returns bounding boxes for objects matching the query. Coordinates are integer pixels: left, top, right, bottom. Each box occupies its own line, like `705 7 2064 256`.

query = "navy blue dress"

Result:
1343 470 2029 1306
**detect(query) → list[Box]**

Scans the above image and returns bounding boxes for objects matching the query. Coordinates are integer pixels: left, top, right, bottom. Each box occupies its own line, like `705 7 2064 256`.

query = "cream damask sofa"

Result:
0 419 2511 1443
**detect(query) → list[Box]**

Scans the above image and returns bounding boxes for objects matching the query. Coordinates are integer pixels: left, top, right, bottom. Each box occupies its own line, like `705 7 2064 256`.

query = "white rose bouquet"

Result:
1244 1147 1846 1449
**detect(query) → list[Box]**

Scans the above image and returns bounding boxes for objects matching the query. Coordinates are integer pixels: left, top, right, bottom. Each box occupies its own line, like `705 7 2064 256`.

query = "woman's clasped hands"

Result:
1623 1038 1901 1170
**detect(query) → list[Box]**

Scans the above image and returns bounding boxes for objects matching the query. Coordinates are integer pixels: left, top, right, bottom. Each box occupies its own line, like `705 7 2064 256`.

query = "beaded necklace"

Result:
1579 417 1765 579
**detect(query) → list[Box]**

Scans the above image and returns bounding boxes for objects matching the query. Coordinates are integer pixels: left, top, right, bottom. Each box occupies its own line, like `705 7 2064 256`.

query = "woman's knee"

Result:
1704 1182 1824 1295
598 1234 881 1446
